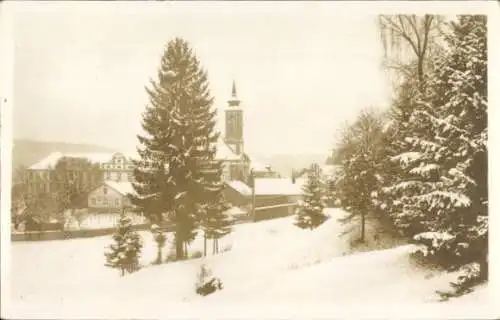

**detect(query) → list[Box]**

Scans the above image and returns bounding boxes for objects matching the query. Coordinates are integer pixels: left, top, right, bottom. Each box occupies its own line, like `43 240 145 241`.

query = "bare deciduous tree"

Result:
378 15 446 86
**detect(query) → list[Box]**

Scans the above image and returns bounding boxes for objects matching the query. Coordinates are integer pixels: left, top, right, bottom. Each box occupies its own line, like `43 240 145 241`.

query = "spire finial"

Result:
231 80 237 98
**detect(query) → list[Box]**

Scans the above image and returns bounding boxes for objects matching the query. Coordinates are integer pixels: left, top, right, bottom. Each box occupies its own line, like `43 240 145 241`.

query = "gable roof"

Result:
226 180 252 196
254 178 303 196
215 138 242 161
103 180 136 196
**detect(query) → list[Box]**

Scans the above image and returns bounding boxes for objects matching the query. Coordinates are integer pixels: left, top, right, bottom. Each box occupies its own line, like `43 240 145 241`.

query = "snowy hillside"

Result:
7 209 494 319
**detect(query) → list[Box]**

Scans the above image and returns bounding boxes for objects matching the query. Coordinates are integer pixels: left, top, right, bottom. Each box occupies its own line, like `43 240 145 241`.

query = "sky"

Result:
12 2 393 156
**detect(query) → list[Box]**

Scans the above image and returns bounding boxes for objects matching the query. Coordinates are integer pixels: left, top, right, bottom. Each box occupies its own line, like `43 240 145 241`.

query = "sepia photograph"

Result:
1 1 498 318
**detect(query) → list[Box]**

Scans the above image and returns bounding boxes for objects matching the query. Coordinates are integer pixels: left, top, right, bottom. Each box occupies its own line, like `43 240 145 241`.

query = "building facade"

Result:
87 180 134 212
23 152 135 195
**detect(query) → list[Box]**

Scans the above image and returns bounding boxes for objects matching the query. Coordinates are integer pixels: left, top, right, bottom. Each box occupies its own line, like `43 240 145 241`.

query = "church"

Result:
218 81 279 183
217 81 251 182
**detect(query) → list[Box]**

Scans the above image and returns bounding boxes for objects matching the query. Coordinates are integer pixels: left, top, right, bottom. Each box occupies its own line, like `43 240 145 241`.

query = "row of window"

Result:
101 164 134 170
90 197 121 207
104 171 132 181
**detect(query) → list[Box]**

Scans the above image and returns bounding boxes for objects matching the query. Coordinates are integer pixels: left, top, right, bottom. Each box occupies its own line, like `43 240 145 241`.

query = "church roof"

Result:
215 137 243 161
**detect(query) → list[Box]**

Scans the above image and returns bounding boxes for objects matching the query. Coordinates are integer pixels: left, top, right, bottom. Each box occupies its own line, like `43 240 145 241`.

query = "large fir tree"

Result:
386 16 487 282
131 38 221 260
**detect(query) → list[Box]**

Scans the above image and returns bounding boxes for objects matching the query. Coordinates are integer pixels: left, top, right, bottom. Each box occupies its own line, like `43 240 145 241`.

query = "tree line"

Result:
332 15 487 298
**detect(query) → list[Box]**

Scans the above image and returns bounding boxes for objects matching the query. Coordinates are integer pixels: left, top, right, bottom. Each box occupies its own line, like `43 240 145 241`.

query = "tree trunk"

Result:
479 251 488 281
360 211 366 242
417 56 424 88
204 233 207 257
184 242 188 259
156 245 162 264
175 235 183 260
212 239 216 255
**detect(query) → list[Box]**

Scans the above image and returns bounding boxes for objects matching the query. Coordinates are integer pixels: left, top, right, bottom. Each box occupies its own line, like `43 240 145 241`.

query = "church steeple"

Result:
228 80 241 107
225 80 244 155
231 80 237 98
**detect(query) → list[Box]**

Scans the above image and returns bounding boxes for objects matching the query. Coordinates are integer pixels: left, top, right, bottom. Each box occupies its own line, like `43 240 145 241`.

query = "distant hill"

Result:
254 153 331 178
12 139 117 170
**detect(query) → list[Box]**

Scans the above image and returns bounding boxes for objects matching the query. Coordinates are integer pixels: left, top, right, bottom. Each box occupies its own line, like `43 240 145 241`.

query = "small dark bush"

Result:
195 264 223 296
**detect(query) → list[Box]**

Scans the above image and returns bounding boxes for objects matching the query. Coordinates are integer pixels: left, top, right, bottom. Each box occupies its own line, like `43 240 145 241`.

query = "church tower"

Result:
225 80 244 155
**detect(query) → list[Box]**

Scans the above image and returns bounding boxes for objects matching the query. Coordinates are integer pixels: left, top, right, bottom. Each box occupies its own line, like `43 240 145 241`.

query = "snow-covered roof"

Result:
29 151 135 170
104 180 136 196
224 206 247 217
226 180 252 196
254 178 303 196
215 138 242 161
250 160 271 172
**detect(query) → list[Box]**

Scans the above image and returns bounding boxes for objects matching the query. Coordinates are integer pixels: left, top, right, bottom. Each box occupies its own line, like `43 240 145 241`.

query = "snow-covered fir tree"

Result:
131 38 221 260
295 163 328 230
332 109 387 241
202 199 232 255
104 211 143 276
386 16 488 286
198 148 232 255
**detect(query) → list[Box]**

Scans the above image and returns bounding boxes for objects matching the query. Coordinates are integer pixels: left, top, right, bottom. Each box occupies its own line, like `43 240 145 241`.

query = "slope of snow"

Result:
6 208 495 319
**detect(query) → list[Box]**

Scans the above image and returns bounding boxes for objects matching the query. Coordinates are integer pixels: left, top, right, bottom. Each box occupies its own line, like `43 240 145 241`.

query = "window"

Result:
115 199 120 207
91 198 96 206
103 187 108 195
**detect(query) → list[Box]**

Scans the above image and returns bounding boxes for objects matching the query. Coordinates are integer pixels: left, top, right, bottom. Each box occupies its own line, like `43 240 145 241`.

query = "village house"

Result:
87 180 135 213
223 176 306 221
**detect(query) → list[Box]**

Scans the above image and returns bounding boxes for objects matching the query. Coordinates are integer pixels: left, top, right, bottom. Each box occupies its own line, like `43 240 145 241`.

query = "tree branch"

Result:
382 15 420 58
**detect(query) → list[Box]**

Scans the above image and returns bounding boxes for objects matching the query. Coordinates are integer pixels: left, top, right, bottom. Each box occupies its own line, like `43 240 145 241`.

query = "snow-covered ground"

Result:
78 212 147 229
6 209 495 319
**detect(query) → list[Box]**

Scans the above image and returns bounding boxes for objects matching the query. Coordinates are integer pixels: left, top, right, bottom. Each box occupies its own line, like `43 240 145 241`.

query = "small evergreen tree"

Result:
105 211 143 276
332 109 387 241
203 200 232 255
295 163 327 230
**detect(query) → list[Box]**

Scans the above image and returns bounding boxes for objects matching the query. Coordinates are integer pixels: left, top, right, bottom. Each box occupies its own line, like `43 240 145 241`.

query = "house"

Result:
222 177 306 221
87 180 136 213
25 151 135 195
